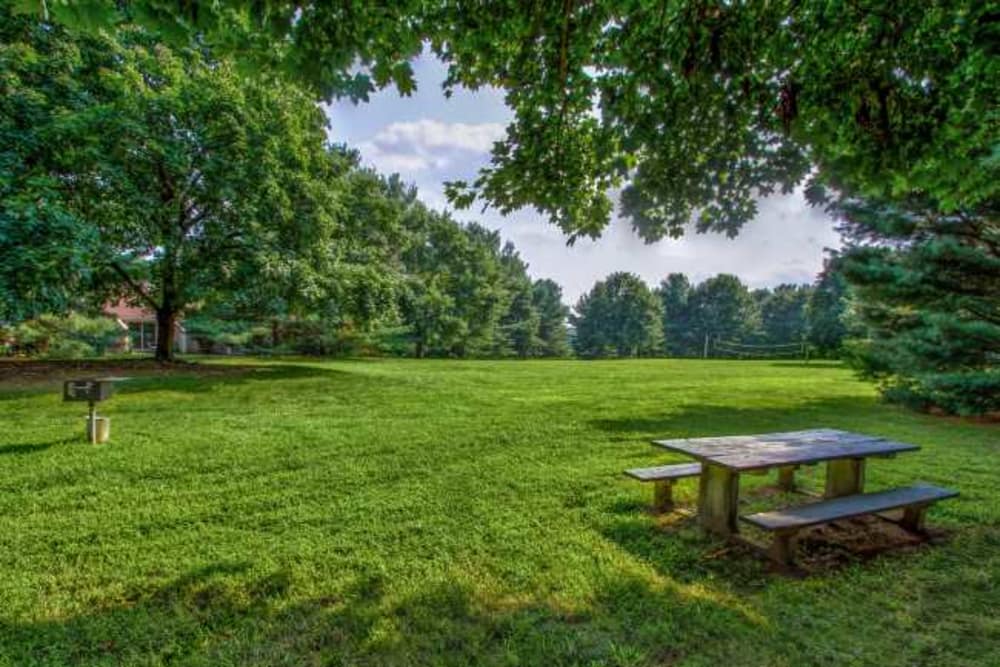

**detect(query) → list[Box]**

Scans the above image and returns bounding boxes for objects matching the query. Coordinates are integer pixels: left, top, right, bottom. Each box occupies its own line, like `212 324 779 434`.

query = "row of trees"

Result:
189 181 573 359
572 269 852 359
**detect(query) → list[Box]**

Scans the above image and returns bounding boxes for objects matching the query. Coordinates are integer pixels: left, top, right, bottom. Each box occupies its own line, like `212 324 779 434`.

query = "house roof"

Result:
104 300 156 322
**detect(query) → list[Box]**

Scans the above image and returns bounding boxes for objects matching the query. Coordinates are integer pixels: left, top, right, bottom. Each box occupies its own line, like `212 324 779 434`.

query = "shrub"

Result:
5 313 123 358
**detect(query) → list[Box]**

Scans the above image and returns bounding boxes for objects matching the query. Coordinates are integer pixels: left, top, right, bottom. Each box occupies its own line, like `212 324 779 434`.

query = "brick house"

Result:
104 300 189 353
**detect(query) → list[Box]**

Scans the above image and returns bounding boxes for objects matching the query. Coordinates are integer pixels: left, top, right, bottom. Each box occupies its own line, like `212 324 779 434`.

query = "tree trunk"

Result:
155 307 177 362
155 248 180 362
271 319 281 348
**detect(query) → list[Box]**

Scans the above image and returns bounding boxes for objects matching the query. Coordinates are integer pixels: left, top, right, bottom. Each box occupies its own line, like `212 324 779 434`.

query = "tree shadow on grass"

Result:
0 561 768 666
597 506 769 588
114 362 353 396
589 395 898 444
0 438 74 456
0 362 360 401
766 360 846 369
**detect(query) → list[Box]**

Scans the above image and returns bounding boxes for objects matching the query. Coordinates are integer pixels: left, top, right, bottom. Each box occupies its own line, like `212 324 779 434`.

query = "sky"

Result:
324 54 841 304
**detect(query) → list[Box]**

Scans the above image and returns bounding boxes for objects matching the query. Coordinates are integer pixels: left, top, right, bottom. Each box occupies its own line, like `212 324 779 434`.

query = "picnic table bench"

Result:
625 428 957 565
742 484 958 565
623 462 702 512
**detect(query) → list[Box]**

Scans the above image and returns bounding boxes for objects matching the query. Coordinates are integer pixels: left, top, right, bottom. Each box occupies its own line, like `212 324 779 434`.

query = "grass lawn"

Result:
0 358 997 666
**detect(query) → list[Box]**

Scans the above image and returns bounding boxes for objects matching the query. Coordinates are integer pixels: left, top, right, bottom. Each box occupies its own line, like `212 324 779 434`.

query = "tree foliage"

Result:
1 8 569 362
835 196 999 415
688 274 760 349
18 1 997 240
759 284 810 347
655 273 825 357
806 256 855 355
657 273 695 356
531 279 571 358
572 272 662 358
401 215 508 358
1 9 107 320
2 312 122 357
1 12 351 360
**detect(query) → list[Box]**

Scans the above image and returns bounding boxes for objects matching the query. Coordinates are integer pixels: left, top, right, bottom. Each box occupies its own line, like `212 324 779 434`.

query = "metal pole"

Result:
88 400 96 444
703 333 709 359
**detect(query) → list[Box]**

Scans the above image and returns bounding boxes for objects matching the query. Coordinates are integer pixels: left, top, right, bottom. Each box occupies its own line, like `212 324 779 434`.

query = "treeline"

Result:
185 172 572 358
572 268 851 359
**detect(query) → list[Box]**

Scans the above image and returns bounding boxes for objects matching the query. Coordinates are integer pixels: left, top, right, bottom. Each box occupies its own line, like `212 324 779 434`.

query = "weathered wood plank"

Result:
741 485 958 532
652 429 919 471
708 440 919 471
901 505 928 532
623 462 702 482
654 428 851 451
652 481 674 513
825 458 865 497
698 463 740 536
777 466 797 491
654 428 846 450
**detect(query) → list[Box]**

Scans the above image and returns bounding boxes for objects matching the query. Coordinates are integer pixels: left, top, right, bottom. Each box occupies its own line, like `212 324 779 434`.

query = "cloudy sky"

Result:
325 54 841 304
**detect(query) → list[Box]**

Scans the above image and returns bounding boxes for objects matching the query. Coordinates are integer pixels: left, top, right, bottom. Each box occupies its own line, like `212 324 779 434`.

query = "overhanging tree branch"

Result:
108 260 160 311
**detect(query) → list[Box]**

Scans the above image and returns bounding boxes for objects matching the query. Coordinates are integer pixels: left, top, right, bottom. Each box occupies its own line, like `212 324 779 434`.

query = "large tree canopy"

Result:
15 1 997 241
1 11 350 360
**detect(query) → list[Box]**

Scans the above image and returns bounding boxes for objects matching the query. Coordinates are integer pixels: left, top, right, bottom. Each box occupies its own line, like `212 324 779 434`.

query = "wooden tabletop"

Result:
652 428 919 471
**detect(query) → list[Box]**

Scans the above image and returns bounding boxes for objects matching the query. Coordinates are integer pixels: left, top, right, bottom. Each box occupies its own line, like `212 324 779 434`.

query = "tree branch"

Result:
108 261 160 311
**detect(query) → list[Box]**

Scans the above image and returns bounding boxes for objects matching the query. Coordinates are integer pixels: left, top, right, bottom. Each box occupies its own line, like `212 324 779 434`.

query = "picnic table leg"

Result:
698 463 739 536
825 458 865 497
769 530 798 567
652 480 675 513
777 466 796 491
900 504 928 533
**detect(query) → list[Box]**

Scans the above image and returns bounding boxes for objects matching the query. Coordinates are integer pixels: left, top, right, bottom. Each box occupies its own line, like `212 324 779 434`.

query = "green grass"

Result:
0 358 997 666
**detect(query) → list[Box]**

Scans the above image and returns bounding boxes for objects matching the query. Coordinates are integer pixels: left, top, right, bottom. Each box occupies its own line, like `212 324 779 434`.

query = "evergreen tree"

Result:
835 196 999 415
656 273 697 357
496 243 540 358
531 279 570 357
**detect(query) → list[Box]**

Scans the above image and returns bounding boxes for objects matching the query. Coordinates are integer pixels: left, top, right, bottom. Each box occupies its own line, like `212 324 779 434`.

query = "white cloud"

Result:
356 147 435 173
357 119 505 173
375 119 506 152
487 189 841 303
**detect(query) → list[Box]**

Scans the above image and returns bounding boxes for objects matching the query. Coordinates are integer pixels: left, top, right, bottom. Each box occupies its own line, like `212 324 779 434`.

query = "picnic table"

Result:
650 428 920 536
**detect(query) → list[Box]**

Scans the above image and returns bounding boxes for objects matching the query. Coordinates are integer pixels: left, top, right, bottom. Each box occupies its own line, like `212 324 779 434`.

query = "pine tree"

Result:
532 279 570 357
657 274 697 356
835 196 1000 415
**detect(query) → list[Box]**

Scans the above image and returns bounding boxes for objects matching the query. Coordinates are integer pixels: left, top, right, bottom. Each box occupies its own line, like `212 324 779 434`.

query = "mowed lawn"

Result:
0 358 997 666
